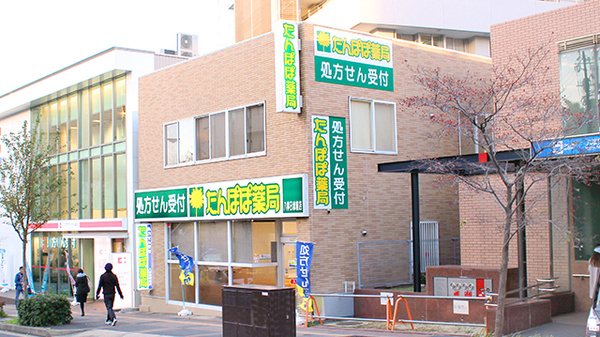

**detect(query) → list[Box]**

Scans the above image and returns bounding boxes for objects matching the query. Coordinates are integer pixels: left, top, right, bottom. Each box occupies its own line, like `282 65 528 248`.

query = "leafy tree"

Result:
403 45 599 336
0 120 68 297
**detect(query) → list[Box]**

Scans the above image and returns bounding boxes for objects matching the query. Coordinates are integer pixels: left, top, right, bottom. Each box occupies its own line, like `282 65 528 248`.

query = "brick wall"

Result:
458 0 600 308
138 23 491 294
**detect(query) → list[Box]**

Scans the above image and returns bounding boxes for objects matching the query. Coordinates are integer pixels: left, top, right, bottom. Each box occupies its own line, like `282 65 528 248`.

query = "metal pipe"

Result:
309 293 490 301
307 315 486 328
411 171 421 292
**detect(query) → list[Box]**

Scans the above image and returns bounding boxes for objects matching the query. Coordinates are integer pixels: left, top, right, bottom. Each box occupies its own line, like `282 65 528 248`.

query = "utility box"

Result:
222 285 296 337
321 293 354 317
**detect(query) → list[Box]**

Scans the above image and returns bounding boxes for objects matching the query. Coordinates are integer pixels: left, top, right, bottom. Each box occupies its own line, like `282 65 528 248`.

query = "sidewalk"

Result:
0 289 589 337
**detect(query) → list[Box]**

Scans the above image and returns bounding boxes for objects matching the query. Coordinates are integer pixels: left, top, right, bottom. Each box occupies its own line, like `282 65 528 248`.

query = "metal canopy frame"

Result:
377 149 527 294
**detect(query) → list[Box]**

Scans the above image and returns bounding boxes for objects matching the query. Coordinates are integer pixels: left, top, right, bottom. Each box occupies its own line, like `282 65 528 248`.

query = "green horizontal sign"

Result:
135 188 188 219
134 174 308 221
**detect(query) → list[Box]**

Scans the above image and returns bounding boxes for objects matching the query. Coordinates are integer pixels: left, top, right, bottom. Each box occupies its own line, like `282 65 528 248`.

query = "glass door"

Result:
281 239 297 288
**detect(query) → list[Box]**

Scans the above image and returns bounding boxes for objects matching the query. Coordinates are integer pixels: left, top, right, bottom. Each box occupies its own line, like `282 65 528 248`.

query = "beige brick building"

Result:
135 22 490 314
456 0 600 312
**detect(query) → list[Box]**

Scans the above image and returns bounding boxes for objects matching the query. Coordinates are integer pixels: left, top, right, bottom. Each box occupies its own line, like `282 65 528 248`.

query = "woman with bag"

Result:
75 268 91 316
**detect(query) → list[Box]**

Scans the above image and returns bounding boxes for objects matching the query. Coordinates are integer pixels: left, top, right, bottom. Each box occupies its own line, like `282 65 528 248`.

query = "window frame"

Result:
164 122 180 167
349 97 397 155
163 102 266 168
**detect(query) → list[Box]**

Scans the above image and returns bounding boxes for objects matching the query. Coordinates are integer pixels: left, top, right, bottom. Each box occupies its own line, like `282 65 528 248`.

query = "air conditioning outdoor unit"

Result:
177 33 198 57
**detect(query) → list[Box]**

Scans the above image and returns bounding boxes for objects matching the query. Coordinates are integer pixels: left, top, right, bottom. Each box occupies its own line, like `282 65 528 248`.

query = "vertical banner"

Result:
26 261 35 294
275 20 301 113
0 249 7 287
296 241 314 310
112 253 133 309
40 253 54 293
169 247 195 286
136 224 153 290
312 116 348 209
65 251 76 296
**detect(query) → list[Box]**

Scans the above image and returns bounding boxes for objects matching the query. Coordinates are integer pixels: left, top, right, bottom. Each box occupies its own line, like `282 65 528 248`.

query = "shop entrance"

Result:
279 220 297 289
31 233 94 296
281 238 297 288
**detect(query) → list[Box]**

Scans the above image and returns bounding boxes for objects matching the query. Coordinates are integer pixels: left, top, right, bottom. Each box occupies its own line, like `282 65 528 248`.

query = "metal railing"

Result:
484 278 559 307
305 292 488 332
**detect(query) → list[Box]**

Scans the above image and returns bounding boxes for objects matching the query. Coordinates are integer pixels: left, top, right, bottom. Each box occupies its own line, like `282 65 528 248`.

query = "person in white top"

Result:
589 246 600 309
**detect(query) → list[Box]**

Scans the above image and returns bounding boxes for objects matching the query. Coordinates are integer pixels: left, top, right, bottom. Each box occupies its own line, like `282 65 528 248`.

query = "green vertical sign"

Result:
329 117 348 209
312 116 348 209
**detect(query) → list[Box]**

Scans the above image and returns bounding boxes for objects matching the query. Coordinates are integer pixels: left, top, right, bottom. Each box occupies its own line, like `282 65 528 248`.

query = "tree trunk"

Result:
21 238 29 299
494 187 513 336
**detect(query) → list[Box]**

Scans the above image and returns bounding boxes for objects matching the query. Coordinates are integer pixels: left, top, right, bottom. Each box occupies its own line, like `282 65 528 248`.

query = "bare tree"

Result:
402 45 599 336
0 120 68 298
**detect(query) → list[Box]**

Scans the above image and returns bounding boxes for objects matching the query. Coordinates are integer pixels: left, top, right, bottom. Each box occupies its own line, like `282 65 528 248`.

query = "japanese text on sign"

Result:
283 23 298 110
314 27 393 91
312 116 348 209
296 241 314 310
313 117 330 207
134 188 188 219
136 224 152 290
205 183 281 216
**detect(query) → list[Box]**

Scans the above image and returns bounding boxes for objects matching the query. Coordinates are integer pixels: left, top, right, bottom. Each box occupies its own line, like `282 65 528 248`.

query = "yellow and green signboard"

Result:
312 116 348 209
134 174 308 221
314 27 393 91
275 21 301 113
135 223 152 290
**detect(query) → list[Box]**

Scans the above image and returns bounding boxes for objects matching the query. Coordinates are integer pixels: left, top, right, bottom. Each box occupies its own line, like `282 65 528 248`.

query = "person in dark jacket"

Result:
74 269 90 316
14 267 23 306
96 263 123 326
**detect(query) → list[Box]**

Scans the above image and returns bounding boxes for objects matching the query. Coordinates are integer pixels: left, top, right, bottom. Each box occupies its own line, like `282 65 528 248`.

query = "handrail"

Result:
310 292 490 301
305 292 486 330
573 273 590 278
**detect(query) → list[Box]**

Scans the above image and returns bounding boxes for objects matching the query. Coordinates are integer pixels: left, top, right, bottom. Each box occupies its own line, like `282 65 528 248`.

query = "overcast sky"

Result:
0 0 235 96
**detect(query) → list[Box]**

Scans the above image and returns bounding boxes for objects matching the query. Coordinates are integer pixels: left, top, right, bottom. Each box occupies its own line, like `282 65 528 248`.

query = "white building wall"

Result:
0 47 164 303
306 0 572 35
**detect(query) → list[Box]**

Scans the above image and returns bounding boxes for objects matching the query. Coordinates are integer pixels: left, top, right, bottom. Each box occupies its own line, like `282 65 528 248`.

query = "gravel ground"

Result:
321 320 487 336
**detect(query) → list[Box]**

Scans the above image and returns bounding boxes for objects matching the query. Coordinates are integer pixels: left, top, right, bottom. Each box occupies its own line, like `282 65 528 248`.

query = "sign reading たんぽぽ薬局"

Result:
314 27 393 91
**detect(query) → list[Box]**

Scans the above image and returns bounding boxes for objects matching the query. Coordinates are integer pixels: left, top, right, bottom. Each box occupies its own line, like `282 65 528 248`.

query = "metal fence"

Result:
357 238 459 289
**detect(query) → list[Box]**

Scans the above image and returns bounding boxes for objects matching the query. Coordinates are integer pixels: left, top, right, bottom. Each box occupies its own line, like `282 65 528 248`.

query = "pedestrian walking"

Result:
75 268 90 316
14 267 23 306
96 263 123 326
590 245 600 308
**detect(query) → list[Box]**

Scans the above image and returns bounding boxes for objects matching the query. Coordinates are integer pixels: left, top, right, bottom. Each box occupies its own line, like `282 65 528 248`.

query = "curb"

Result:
0 322 89 337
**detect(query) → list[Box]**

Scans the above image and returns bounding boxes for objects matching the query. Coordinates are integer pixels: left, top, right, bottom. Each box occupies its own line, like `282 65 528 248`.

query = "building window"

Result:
167 220 278 307
349 98 397 154
419 34 444 47
559 45 599 136
165 103 265 167
573 180 600 261
165 123 178 166
446 38 466 52
164 119 195 166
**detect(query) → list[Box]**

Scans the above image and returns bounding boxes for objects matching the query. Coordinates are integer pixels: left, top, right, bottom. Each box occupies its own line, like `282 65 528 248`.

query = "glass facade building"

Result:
33 75 127 220
29 74 128 295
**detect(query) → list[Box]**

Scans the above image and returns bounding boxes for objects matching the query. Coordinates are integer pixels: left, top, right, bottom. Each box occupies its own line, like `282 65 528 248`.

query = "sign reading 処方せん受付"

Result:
312 116 348 209
134 174 309 221
314 27 393 91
